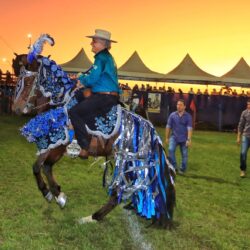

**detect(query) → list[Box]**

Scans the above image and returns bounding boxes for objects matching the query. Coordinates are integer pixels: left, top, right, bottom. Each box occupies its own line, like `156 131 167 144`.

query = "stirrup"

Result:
66 139 81 158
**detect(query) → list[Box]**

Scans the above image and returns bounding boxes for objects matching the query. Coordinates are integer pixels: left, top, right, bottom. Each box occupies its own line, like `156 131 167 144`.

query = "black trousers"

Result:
69 93 118 150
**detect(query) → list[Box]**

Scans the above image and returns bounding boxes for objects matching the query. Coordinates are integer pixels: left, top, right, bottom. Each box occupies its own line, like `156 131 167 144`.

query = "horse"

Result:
12 34 175 227
12 53 120 216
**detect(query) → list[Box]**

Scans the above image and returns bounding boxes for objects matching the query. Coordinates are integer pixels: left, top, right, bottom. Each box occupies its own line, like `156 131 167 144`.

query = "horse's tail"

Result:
27 34 55 63
154 141 176 228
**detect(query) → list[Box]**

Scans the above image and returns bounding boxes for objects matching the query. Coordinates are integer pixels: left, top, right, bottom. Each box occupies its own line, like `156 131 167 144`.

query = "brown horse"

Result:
12 53 175 227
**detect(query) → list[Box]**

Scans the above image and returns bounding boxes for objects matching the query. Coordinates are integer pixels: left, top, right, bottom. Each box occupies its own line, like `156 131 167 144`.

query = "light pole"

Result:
27 33 32 49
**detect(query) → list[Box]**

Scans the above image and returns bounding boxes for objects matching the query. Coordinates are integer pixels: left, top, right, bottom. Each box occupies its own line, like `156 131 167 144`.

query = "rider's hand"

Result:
76 80 82 89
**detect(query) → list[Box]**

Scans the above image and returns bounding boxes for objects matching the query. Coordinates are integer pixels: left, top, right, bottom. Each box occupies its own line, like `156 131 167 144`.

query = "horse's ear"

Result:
48 55 51 58
14 52 18 57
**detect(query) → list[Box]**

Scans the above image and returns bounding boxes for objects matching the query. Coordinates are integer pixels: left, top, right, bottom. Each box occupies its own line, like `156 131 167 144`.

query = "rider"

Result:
69 29 121 159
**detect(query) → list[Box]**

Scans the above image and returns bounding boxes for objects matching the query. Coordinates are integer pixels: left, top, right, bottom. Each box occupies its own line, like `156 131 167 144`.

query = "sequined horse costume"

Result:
12 34 175 227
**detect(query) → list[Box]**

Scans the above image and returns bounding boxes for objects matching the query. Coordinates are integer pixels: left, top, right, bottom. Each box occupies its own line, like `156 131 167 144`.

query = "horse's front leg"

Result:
42 145 67 208
33 152 53 202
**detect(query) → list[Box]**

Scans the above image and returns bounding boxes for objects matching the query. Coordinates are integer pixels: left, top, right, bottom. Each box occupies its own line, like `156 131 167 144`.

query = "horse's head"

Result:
12 34 55 115
12 34 75 115
12 54 48 115
12 53 41 77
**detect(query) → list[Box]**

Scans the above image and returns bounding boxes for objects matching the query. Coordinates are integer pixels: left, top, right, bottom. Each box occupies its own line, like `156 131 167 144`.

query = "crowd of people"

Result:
1 66 250 116
119 82 250 97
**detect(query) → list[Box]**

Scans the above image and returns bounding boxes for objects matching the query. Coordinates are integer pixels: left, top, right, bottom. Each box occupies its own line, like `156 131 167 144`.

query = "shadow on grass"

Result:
145 220 181 231
124 206 181 231
179 173 239 186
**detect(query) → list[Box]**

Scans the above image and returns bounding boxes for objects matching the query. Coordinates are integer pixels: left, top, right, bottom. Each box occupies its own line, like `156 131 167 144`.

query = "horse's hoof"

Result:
45 191 53 203
78 215 97 224
55 192 67 208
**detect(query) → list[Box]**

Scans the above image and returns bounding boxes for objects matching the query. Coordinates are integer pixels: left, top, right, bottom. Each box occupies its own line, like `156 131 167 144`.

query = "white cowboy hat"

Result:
86 29 117 43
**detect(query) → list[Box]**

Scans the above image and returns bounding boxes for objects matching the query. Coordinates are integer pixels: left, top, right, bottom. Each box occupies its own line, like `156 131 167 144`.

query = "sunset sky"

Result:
1 0 250 77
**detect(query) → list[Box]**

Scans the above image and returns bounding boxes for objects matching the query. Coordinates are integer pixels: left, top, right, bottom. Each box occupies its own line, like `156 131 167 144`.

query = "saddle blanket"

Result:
21 99 122 155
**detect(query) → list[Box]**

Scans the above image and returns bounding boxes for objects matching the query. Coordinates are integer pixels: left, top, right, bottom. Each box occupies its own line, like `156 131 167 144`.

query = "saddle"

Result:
72 89 121 157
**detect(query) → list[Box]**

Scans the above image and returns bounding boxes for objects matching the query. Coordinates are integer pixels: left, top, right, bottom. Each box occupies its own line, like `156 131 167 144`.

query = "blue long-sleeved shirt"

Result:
78 49 121 94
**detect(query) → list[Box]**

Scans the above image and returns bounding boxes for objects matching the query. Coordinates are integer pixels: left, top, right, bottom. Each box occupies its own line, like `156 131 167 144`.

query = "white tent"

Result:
220 57 250 87
163 54 219 84
60 48 92 73
118 51 165 82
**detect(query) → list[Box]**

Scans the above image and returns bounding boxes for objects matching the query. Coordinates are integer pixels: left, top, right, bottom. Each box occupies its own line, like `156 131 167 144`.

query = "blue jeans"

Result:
168 137 188 172
240 136 250 171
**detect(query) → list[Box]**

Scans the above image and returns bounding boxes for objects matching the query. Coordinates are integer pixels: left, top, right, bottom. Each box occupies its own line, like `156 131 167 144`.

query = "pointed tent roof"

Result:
164 54 219 83
220 58 250 86
60 48 92 72
118 51 165 81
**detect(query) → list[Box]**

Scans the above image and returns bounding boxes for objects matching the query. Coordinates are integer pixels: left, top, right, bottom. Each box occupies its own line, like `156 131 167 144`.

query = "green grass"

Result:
0 115 250 250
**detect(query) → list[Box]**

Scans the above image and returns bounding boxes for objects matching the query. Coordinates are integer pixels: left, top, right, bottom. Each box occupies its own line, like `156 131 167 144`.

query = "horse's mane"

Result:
37 57 76 105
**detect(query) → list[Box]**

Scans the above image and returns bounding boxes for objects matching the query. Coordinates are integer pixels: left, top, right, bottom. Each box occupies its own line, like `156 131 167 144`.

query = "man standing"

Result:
166 99 193 174
237 100 250 177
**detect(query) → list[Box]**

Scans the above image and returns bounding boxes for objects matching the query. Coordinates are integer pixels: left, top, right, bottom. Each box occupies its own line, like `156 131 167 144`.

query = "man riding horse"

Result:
69 29 121 159
12 33 176 227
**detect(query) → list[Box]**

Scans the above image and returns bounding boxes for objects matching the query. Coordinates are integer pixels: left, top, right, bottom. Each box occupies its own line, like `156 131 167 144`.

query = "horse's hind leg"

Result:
42 145 67 208
33 152 53 202
92 192 119 221
79 191 119 224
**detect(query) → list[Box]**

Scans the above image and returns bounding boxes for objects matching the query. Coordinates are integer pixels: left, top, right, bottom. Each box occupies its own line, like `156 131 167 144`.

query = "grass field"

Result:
0 114 250 250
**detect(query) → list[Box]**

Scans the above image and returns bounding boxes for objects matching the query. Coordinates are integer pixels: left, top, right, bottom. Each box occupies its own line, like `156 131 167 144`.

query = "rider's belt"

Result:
97 92 119 96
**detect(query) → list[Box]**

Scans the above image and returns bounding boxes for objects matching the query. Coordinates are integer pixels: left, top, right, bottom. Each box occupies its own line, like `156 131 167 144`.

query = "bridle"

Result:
15 66 41 113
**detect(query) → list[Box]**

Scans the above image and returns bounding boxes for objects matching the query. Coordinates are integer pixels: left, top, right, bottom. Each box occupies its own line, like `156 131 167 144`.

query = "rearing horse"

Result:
12 34 175 227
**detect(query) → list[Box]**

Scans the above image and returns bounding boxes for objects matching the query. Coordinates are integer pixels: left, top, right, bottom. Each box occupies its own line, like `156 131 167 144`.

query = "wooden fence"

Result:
0 73 17 114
